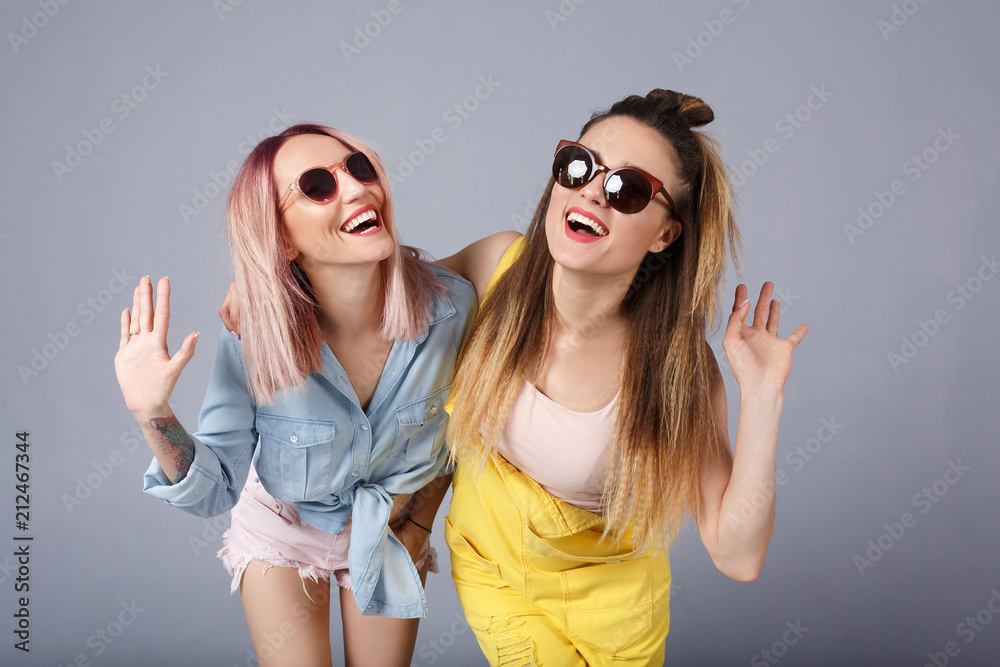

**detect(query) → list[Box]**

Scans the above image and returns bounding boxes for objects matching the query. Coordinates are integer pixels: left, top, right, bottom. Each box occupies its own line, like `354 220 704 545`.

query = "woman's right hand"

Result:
218 281 241 337
114 276 199 419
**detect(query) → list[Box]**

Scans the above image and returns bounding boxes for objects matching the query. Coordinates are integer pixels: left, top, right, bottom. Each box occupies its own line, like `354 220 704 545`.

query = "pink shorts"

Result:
217 467 438 598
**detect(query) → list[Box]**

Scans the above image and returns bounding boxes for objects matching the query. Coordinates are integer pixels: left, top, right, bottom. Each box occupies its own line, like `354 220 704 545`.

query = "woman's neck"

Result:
302 261 385 341
549 263 631 342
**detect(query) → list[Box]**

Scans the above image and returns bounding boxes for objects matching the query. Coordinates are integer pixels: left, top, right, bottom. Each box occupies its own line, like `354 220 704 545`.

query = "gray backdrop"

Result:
2 1 998 665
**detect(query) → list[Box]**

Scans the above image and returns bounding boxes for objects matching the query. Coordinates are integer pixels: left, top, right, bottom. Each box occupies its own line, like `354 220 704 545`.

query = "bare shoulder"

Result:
433 231 522 300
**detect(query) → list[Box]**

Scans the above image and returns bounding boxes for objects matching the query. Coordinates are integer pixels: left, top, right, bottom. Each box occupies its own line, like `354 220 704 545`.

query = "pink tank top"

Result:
496 380 617 512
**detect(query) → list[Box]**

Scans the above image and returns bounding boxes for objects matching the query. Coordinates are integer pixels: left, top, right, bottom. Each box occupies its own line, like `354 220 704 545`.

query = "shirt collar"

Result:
412 279 457 344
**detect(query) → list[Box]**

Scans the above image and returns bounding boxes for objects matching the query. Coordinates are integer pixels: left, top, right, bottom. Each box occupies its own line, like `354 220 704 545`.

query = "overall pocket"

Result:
560 557 653 655
255 415 336 500
443 516 503 583
392 386 449 463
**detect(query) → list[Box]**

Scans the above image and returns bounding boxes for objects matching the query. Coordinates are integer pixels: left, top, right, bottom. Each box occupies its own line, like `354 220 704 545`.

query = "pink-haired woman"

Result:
114 124 476 667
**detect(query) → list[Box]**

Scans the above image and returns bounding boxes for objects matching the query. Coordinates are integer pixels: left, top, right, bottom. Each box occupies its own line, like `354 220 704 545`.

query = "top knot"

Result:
645 89 714 128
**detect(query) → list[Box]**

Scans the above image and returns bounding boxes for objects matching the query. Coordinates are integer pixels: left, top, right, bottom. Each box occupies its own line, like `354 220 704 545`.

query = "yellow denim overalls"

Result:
445 238 672 666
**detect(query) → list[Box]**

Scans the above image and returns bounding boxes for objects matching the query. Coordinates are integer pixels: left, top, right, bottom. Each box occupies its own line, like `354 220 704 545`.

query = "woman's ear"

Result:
649 219 682 254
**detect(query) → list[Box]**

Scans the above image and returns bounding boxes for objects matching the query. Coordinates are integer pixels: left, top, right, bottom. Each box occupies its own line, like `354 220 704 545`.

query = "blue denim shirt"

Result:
143 267 476 618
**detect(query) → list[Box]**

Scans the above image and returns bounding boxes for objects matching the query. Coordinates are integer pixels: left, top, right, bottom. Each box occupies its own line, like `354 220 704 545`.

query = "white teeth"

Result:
566 211 607 236
344 209 377 233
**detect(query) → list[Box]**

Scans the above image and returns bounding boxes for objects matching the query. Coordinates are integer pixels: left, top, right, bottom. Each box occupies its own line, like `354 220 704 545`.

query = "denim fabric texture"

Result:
143 267 477 618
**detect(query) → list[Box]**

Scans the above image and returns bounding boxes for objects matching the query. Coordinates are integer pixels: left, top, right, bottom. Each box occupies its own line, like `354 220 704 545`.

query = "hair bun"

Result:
645 89 714 128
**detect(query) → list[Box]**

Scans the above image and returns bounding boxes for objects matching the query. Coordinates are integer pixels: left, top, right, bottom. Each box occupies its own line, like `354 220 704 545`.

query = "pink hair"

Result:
226 124 443 404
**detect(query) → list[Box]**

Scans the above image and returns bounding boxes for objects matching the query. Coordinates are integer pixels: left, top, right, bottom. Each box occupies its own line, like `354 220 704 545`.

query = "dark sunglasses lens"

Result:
605 170 653 214
298 168 337 202
346 152 378 184
553 146 593 188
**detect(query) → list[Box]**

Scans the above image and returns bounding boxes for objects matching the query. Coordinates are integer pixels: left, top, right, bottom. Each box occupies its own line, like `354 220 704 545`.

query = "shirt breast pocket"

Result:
255 415 337 500
392 386 449 464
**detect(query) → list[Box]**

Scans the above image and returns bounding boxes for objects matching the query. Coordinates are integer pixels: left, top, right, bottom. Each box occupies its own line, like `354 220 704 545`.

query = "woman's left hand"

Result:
392 519 430 566
722 282 809 394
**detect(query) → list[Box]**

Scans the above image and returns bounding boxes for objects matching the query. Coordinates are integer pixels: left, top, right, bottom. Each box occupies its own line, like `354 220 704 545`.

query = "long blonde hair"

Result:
447 90 742 553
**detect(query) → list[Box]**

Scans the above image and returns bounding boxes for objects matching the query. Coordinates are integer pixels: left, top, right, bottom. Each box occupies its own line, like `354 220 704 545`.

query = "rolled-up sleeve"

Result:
142 326 257 517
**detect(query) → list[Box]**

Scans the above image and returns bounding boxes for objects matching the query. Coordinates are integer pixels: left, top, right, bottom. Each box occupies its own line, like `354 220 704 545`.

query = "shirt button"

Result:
254 477 259 483
289 434 298 443
361 425 368 431
351 472 359 477
429 406 438 415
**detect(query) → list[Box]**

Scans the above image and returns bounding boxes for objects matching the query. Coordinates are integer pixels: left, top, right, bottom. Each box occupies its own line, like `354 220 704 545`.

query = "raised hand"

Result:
114 276 199 419
722 282 808 394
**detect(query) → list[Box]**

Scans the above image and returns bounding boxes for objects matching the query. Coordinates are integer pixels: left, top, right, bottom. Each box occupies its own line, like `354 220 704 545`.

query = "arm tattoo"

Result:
149 416 195 484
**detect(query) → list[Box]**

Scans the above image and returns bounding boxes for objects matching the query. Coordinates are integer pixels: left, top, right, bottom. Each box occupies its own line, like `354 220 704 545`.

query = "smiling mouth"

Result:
566 210 608 237
341 209 380 235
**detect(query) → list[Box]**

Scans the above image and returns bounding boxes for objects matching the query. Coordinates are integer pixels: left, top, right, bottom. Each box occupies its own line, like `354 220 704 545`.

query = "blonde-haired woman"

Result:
114 125 476 666
437 89 809 665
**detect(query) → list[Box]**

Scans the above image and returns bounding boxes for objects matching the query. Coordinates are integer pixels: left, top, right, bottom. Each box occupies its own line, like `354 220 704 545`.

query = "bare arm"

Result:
115 275 200 485
138 412 195 485
432 231 522 300
695 283 808 582
393 473 453 566
696 356 782 582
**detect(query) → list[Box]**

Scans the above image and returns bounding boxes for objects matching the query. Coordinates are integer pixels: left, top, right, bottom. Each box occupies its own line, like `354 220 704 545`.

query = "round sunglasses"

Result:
551 140 676 215
284 152 379 205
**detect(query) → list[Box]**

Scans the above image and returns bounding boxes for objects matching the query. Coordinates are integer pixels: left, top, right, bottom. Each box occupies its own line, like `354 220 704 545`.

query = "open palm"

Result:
722 282 808 393
114 276 199 418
